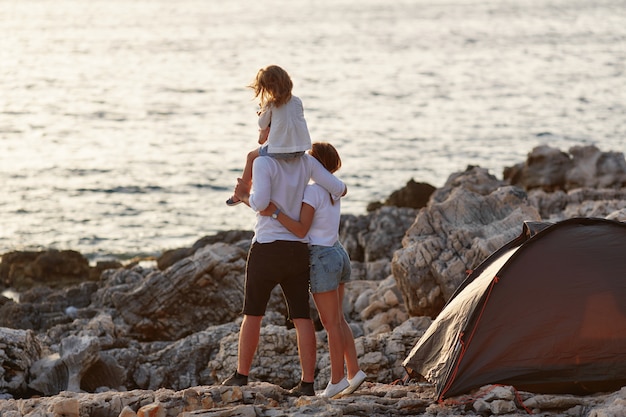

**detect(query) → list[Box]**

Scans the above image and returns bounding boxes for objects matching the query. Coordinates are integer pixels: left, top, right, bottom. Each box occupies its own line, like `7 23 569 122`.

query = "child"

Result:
226 65 312 206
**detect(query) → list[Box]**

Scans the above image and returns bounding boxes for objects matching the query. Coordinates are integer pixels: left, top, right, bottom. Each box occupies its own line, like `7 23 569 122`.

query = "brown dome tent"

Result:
403 217 626 401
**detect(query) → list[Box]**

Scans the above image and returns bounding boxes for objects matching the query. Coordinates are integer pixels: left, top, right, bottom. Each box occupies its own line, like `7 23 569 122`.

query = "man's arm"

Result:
238 157 271 212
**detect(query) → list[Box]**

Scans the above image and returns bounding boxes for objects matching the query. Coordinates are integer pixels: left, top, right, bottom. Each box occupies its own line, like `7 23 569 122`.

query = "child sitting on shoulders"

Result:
226 65 312 206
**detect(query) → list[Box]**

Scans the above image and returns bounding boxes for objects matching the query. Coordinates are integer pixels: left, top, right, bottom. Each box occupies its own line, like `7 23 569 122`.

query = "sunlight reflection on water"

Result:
1 0 624 260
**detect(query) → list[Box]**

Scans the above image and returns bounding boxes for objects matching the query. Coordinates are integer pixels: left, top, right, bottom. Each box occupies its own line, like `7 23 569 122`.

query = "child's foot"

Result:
226 196 242 206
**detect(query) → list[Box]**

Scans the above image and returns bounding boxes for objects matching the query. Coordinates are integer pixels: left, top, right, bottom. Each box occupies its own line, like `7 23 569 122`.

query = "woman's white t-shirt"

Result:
302 183 341 247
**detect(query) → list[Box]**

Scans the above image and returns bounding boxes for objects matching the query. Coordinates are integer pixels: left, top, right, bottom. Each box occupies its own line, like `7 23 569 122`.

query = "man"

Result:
221 150 346 396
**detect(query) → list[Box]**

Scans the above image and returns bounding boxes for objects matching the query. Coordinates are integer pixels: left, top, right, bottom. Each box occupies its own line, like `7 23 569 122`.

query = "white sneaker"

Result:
343 370 367 395
318 378 349 399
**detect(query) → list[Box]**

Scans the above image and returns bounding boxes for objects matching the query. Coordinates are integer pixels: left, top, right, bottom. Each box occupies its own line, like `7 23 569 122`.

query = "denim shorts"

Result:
259 145 305 160
309 241 351 294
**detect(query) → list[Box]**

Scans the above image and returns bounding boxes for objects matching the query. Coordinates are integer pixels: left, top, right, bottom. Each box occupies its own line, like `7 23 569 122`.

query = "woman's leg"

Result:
338 283 360 379
313 289 345 383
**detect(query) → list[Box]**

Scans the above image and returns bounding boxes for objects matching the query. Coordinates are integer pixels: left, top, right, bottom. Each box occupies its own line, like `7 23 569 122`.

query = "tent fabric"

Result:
403 217 626 400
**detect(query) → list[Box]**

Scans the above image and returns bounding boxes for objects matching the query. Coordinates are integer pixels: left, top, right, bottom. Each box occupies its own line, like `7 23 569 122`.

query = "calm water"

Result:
1 0 625 261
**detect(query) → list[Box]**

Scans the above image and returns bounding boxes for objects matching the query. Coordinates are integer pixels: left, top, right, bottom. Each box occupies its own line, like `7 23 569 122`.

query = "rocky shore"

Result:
1 145 626 417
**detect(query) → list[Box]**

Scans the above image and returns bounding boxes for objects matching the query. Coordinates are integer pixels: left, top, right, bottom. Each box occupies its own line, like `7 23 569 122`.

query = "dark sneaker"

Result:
288 380 315 396
222 371 248 386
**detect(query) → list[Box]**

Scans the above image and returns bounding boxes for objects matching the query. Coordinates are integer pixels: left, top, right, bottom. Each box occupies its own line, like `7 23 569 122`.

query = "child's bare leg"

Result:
241 148 259 186
227 148 259 206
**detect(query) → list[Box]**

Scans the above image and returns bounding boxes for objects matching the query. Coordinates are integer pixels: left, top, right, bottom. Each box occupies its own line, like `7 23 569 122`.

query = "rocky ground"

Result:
4 381 626 417
1 144 626 417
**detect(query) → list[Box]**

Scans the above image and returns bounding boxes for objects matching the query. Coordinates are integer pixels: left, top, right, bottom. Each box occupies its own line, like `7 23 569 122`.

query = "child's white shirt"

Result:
258 95 311 154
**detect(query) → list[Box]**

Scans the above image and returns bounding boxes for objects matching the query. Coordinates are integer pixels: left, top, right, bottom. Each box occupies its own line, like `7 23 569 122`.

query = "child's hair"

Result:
249 65 293 108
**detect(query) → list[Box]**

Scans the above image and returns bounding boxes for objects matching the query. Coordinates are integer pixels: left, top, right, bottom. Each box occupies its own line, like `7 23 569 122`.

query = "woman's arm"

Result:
260 201 315 239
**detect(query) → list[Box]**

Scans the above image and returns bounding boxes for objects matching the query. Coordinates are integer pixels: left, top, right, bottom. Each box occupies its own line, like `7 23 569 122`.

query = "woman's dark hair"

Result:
310 142 341 173
310 142 342 205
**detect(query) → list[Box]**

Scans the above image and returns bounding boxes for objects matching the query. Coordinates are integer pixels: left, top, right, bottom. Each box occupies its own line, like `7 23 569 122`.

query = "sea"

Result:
1 0 625 262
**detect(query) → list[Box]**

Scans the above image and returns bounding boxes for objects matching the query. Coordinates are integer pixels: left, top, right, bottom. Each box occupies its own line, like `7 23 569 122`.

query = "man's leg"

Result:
237 314 263 375
292 317 317 383
275 240 315 395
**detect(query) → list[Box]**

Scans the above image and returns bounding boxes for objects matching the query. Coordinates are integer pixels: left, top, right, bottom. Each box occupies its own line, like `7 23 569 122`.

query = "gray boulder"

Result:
504 144 626 191
0 328 43 397
29 336 102 396
392 175 540 317
340 207 418 263
528 187 626 221
93 243 247 341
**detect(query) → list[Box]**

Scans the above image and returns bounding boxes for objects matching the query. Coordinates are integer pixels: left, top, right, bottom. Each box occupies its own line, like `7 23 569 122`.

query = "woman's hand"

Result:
259 201 278 216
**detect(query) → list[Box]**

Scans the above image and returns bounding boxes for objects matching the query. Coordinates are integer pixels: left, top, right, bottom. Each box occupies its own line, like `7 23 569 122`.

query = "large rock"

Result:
504 145 626 191
0 282 100 332
392 168 541 317
0 328 43 397
340 207 418 263
112 322 241 391
430 166 506 204
93 243 247 341
367 179 436 211
156 230 254 270
0 250 92 290
29 336 102 396
566 145 626 189
528 188 626 221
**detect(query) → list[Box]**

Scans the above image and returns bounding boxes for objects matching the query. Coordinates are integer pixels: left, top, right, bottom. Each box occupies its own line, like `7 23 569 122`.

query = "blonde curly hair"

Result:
249 65 293 108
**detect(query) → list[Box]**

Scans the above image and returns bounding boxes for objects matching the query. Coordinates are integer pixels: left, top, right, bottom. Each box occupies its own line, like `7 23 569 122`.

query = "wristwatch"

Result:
271 208 280 219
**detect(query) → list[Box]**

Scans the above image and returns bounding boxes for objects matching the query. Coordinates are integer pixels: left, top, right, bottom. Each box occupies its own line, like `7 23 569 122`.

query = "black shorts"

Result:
243 240 311 319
